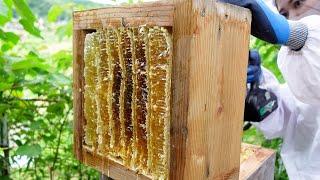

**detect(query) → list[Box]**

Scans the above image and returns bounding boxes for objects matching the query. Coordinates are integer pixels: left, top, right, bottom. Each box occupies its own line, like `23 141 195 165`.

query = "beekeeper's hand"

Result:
220 0 308 51
247 50 262 83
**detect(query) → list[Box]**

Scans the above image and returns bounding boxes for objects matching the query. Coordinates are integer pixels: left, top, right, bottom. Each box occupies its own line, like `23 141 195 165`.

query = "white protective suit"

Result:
254 15 320 180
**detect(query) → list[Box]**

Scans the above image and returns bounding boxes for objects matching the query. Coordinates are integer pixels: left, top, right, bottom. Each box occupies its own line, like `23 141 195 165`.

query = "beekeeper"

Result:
221 0 320 179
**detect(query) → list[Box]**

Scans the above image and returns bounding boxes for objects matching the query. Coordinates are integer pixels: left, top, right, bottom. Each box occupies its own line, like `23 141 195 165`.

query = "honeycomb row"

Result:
83 26 172 179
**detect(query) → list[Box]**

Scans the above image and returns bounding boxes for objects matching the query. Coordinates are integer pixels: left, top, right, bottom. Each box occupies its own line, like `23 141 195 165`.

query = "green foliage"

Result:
12 0 42 38
13 0 36 22
16 144 42 157
243 38 288 180
47 5 64 23
0 0 13 26
0 0 99 179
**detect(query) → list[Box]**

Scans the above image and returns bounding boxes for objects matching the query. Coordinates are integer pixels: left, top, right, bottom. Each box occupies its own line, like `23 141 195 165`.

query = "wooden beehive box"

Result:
73 1 251 179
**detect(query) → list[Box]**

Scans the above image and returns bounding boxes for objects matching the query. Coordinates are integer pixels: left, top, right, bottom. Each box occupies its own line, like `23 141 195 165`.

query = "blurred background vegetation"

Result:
0 0 288 179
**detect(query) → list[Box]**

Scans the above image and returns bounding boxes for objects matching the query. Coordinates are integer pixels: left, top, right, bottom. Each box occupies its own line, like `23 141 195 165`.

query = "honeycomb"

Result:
96 30 111 155
146 27 171 179
83 26 172 179
83 33 98 151
131 27 149 171
106 28 122 157
118 27 134 165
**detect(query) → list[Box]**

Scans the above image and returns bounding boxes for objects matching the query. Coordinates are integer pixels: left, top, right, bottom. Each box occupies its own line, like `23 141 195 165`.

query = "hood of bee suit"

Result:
277 15 320 105
259 0 320 105
269 0 320 19
266 0 279 13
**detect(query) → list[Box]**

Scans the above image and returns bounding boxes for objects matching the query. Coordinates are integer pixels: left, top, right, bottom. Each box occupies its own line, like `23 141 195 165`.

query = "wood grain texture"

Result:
73 1 253 179
73 2 174 29
82 146 151 180
170 1 251 179
240 144 276 180
73 30 86 162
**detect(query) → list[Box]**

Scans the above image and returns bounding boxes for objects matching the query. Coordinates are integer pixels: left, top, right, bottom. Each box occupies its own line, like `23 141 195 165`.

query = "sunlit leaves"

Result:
47 5 64 22
11 51 48 71
18 18 42 38
29 119 45 130
11 0 42 38
0 0 13 26
16 144 42 158
0 29 20 51
3 0 13 8
0 82 13 91
52 50 72 71
0 30 19 44
12 0 36 22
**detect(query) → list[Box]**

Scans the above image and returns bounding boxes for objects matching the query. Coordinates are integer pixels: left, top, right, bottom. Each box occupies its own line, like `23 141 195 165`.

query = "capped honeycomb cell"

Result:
83 32 99 151
83 26 172 179
96 30 111 155
146 27 172 179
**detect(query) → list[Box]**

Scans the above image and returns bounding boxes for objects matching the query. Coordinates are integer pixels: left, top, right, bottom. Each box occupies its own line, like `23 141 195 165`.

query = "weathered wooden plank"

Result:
240 144 276 180
74 17 173 30
82 146 150 180
96 143 276 180
170 0 251 179
73 2 174 29
73 30 86 162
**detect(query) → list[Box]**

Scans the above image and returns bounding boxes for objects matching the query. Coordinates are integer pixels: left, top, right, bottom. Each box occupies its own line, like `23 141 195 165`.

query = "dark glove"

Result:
244 50 278 122
244 84 278 122
247 50 261 83
220 0 308 51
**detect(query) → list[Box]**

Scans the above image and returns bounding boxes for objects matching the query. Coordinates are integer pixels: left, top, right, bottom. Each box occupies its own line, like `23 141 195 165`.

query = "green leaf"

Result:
47 5 64 22
3 0 13 8
43 134 56 142
14 139 22 146
11 52 49 71
0 29 20 44
16 144 42 157
0 82 13 91
1 43 13 52
53 50 72 70
0 14 10 26
18 18 42 38
0 0 13 26
47 102 65 114
5 32 19 44
12 0 36 22
30 120 44 130
11 59 48 71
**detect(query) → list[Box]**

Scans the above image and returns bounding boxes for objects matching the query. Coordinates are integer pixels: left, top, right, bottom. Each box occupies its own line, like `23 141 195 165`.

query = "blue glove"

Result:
220 0 290 44
220 0 310 51
247 50 261 84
